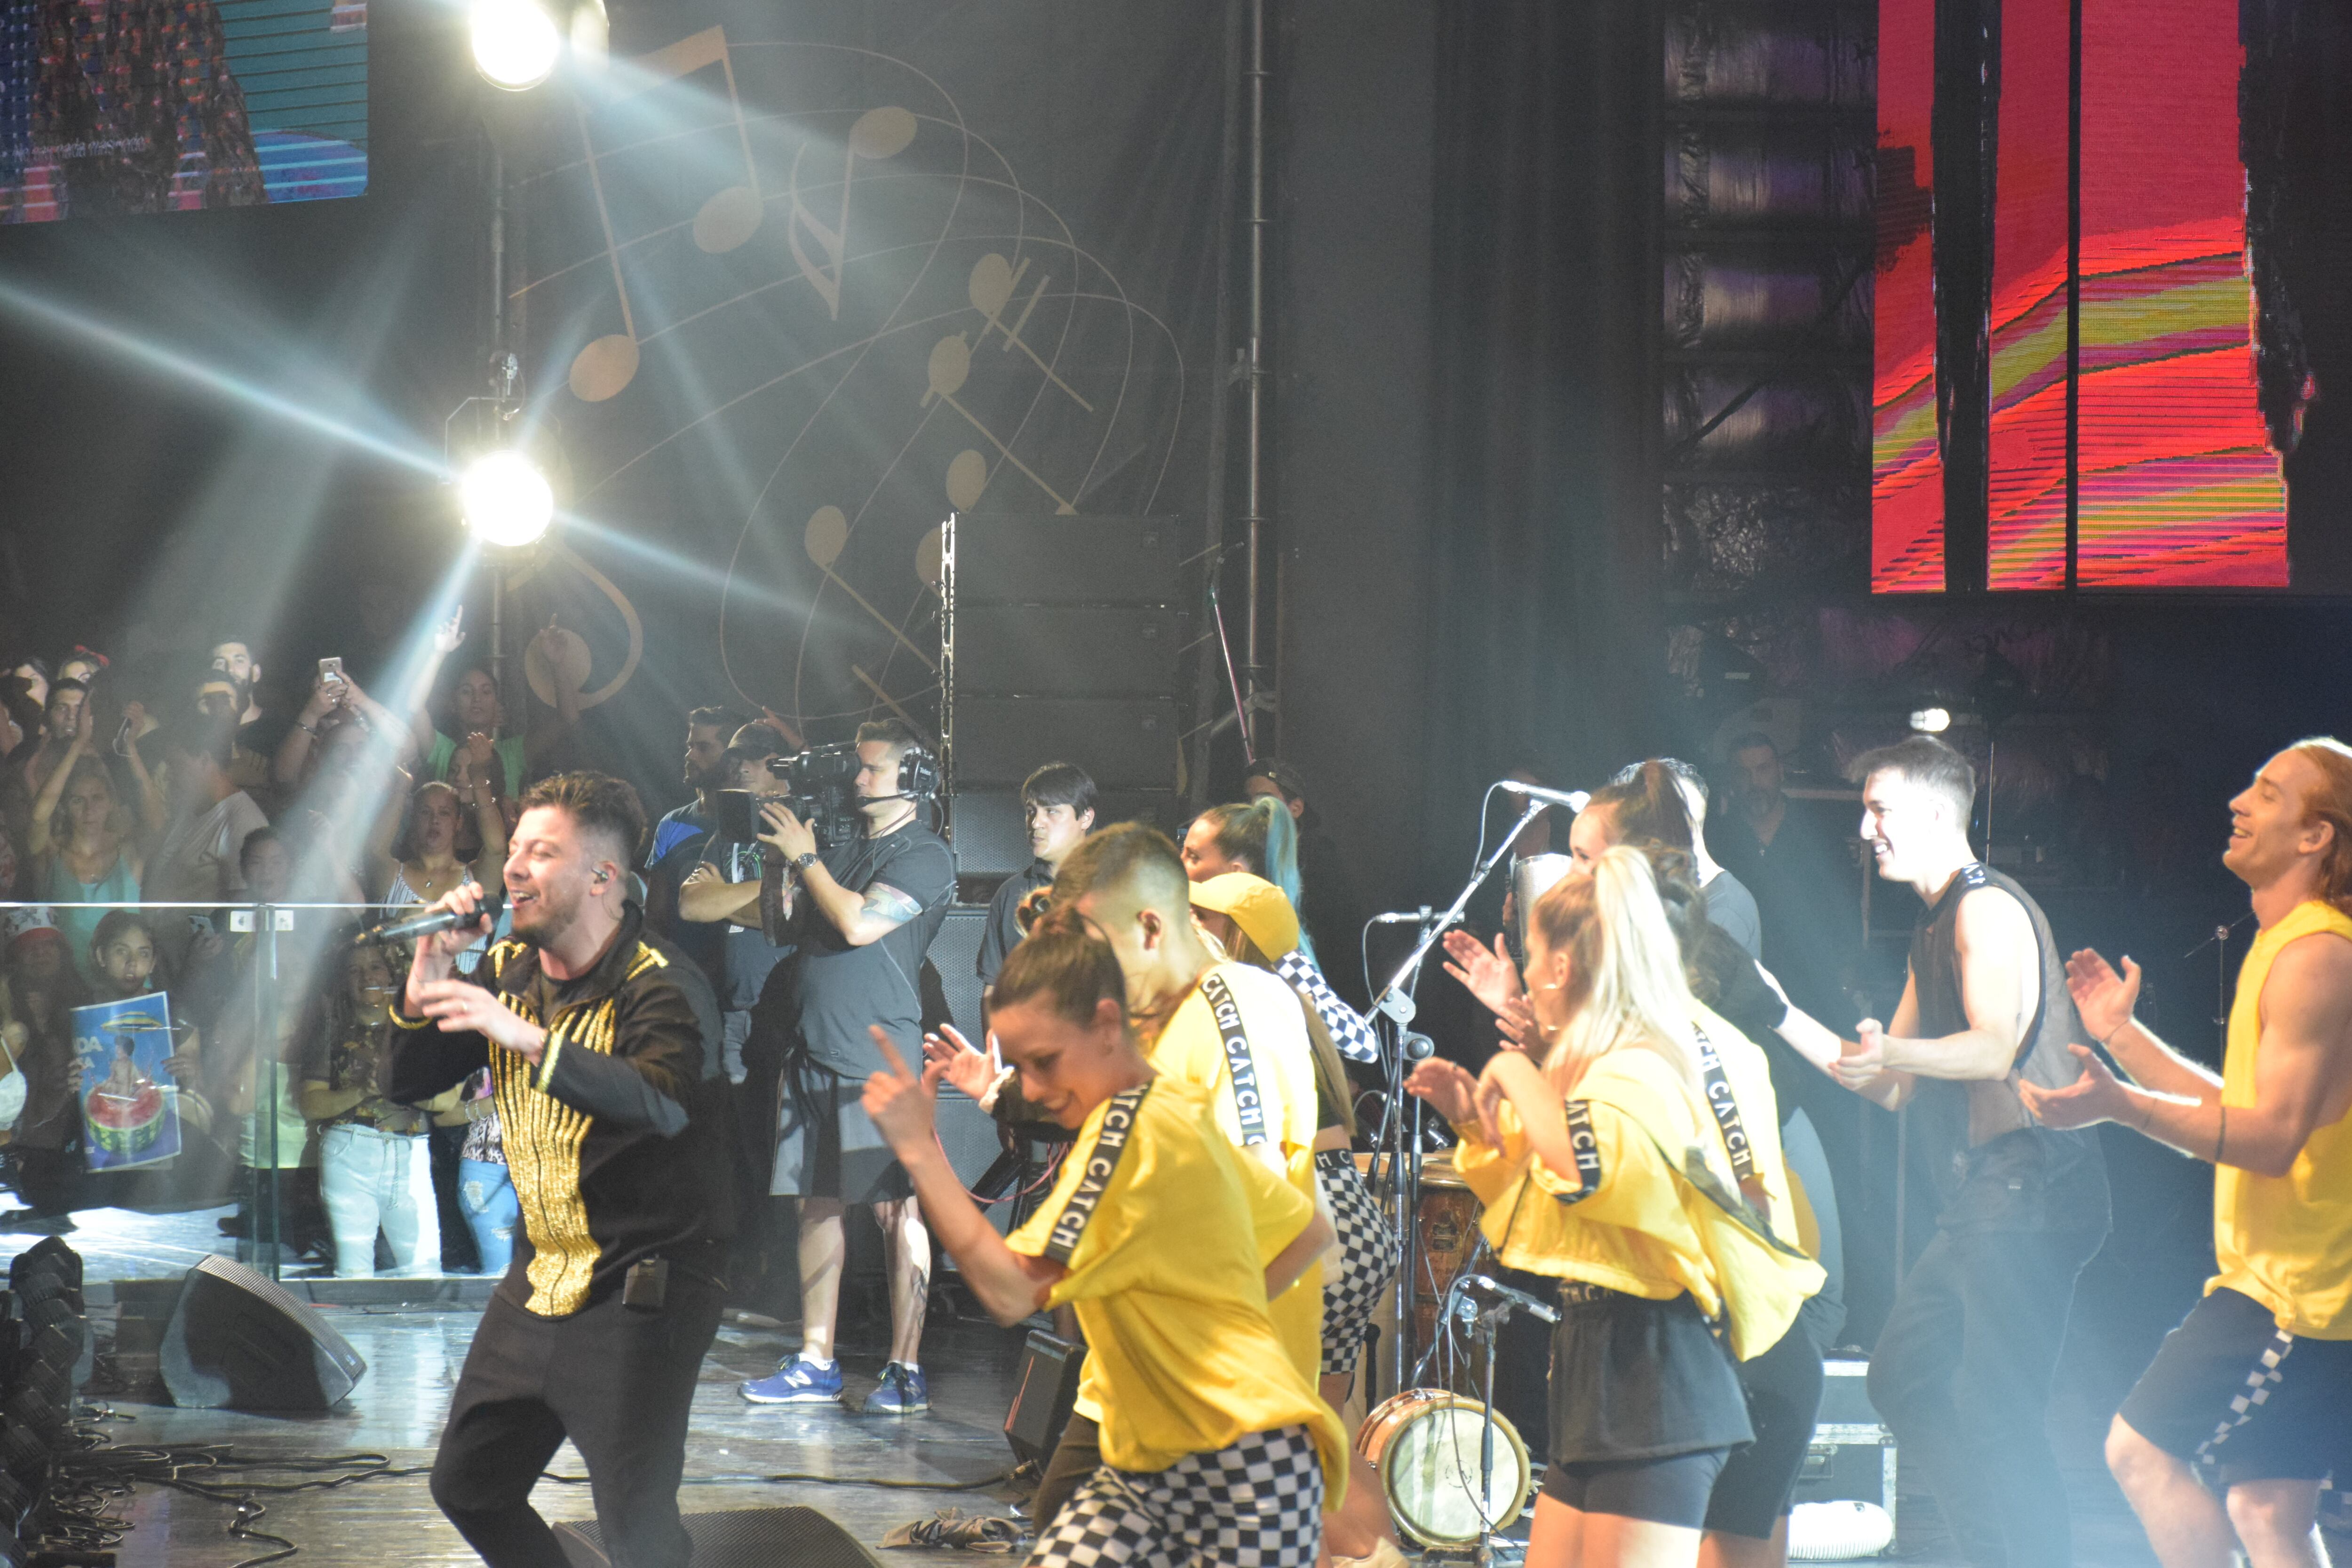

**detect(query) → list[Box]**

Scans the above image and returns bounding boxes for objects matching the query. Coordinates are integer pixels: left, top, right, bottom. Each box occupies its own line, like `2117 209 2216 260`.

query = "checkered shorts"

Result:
1316 1150 1399 1377
1025 1424 1325 1568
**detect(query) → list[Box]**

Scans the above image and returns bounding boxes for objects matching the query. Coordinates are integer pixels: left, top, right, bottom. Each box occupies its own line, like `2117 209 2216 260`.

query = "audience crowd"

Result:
0 626 1867 1307
0 624 575 1274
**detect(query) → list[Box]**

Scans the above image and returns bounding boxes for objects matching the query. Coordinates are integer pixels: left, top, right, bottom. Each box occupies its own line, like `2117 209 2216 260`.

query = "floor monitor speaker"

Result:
554 1505 884 1568
1003 1329 1085 1466
159 1255 367 1410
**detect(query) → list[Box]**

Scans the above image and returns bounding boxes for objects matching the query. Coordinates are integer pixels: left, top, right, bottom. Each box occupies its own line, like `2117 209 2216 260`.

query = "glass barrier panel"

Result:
0 901 502 1287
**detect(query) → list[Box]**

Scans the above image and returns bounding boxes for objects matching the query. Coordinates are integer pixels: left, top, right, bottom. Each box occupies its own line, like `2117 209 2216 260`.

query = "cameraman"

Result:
737 719 954 1415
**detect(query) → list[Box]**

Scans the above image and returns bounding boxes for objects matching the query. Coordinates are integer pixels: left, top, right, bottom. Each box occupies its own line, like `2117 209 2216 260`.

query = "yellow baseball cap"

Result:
1188 872 1301 961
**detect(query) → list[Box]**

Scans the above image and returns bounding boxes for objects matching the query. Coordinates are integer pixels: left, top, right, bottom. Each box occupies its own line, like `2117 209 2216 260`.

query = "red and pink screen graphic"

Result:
1873 0 2286 591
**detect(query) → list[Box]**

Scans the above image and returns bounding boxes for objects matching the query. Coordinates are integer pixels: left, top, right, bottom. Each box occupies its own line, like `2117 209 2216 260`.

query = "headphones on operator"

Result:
891 742 941 802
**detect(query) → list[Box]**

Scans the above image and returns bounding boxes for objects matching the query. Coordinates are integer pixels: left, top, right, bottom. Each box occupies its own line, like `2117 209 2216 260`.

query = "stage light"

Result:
470 0 561 91
460 451 555 547
1909 706 1953 734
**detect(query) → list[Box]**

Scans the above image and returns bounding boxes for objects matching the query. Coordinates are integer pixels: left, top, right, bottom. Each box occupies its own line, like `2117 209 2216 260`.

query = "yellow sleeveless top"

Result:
2213 899 2352 1337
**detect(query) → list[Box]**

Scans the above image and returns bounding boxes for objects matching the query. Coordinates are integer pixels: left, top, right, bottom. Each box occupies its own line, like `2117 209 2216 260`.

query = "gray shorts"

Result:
770 1060 913 1204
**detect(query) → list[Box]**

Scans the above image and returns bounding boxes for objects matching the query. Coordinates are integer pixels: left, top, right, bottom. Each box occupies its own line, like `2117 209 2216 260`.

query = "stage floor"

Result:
64 1300 2187 1568
0 1207 2241 1567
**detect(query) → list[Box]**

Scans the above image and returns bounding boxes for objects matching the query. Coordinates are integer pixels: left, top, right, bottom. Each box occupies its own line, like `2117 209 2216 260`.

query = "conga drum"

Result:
1411 1149 1483 1357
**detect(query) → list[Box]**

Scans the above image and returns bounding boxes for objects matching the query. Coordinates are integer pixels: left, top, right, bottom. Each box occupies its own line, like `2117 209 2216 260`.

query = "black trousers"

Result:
430 1275 724 1568
1867 1225 2105 1568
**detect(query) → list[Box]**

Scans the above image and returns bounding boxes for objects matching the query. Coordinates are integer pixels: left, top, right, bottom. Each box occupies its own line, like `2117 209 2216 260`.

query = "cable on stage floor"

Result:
45 1401 1019 1567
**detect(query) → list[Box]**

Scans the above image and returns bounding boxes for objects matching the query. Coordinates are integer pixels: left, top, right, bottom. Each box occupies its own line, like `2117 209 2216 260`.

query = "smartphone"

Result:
112 716 134 757
318 656 345 686
715 789 760 844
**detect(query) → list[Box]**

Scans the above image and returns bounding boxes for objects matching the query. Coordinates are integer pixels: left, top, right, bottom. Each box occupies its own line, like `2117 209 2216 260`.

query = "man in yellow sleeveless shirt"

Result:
2023 739 2352 1568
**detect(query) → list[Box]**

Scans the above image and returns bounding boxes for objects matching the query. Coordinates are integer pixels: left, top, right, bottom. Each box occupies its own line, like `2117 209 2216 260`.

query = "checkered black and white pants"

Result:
1315 1149 1398 1377
1025 1424 1325 1568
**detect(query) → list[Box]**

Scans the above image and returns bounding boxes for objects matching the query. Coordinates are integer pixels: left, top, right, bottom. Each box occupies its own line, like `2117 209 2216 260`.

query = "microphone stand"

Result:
1371 800 1549 1396
1455 1277 1551 1565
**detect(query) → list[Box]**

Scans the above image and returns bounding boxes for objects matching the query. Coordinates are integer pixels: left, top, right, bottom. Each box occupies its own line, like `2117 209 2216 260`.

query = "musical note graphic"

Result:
567 27 763 402
568 97 641 403
789 106 919 319
805 507 940 669
945 449 988 510
920 334 1077 514
641 26 765 255
969 254 1093 411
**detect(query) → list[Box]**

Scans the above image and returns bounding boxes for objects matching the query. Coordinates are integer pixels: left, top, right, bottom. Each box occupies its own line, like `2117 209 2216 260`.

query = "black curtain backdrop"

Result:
1418 0 1667 890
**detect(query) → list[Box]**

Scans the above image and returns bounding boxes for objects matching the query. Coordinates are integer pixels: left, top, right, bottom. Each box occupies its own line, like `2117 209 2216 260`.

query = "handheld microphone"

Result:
1463 1272 1561 1323
355 886 505 948
1497 780 1590 813
1367 907 1436 925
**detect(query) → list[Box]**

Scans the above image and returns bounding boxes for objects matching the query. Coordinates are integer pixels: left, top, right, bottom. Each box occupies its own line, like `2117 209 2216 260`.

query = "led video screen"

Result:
1872 0 2287 590
1869 0 1941 592
2076 0 2283 586
0 0 366 223
1985 0 2070 589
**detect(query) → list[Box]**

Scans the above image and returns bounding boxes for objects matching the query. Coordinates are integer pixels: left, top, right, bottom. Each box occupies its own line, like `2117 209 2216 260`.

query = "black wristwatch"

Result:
789 851 819 875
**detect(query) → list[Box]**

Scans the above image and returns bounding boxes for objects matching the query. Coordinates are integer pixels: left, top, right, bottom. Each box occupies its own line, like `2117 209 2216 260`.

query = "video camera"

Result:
713 740 937 853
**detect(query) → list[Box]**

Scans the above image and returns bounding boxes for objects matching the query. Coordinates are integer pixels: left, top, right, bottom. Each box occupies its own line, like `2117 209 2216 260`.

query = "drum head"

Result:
1372 1394 1529 1546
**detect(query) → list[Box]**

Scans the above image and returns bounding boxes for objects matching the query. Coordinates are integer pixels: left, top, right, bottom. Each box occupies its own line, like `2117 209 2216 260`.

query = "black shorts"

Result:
1704 1315 1827 1537
2118 1287 2352 1487
1541 1448 1729 1529
1545 1289 1752 1466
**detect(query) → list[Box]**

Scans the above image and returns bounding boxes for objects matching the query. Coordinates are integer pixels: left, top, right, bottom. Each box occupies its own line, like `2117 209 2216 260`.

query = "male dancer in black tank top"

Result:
1830 737 2110 1568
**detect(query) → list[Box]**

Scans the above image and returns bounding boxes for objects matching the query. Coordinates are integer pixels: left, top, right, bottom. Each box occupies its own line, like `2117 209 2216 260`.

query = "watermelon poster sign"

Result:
73 995 183 1171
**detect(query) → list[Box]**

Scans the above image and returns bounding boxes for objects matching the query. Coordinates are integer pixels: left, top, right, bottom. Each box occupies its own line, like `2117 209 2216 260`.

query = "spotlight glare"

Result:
460 452 555 547
470 0 561 91
1909 706 1953 734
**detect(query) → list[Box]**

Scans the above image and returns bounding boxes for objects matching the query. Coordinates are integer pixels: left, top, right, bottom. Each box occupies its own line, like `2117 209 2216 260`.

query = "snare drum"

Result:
1355 1388 1532 1547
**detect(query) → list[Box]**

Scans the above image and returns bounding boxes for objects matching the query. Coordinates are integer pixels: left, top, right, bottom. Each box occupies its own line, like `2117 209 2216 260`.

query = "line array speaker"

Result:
944 514 1187 874
946 788 1183 880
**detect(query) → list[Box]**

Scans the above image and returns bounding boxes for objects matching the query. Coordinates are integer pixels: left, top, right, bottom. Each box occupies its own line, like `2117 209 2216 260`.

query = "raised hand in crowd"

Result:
337 671 416 763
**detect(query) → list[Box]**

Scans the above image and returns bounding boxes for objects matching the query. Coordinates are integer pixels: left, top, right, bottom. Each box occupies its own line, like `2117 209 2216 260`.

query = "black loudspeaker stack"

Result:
159 1254 368 1410
942 514 1185 876
0 1237 91 1562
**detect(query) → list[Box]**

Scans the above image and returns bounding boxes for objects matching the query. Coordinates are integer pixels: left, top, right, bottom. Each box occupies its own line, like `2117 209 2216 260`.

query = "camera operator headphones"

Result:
891 743 941 801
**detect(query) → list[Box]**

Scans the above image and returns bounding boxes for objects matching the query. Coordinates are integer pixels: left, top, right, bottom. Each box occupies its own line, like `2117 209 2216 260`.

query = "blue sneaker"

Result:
739 1356 843 1405
863 1361 929 1414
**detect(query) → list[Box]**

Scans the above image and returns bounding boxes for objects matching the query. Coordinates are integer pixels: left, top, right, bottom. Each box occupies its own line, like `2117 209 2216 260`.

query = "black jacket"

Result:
388 903 733 1316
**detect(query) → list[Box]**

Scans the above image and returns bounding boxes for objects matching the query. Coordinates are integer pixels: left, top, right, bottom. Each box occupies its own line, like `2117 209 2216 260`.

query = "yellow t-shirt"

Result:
1453 1045 1821 1361
1692 1004 1799 1246
1007 1075 1347 1489
1144 962 1325 1380
2212 899 2352 1338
